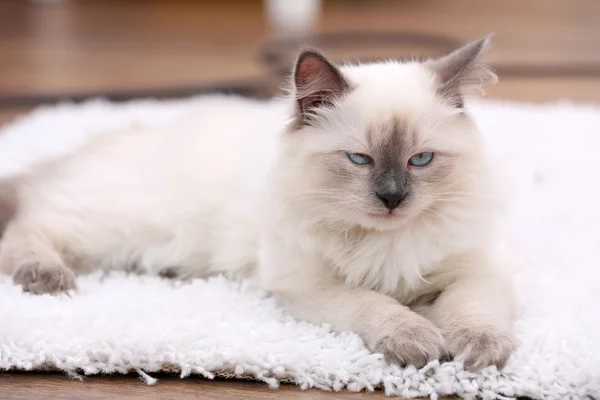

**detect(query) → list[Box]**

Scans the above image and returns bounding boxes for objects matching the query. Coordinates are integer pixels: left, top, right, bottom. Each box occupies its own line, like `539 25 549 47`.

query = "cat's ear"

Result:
428 34 498 107
293 49 348 119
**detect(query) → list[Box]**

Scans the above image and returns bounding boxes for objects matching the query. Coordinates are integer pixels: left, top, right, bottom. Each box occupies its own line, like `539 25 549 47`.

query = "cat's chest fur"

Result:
304 217 478 302
330 232 439 297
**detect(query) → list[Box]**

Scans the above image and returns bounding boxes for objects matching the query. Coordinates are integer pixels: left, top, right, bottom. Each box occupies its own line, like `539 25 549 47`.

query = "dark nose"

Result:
376 191 408 210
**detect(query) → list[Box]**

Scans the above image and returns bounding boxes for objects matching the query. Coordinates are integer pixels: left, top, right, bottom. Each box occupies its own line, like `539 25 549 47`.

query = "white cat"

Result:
0 35 515 371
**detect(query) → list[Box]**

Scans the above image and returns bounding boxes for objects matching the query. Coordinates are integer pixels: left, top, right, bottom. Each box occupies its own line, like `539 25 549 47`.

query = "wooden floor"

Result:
1 373 405 400
1 0 600 127
0 0 598 398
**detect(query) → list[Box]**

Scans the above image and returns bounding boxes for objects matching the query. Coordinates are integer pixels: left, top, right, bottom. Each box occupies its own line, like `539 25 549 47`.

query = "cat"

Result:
0 35 515 371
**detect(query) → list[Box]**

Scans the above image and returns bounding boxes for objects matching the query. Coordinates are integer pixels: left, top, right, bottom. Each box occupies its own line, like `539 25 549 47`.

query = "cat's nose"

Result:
376 191 408 210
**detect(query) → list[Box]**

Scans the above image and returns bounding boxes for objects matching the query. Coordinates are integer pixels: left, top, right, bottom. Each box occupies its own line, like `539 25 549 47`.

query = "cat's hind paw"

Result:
13 260 77 295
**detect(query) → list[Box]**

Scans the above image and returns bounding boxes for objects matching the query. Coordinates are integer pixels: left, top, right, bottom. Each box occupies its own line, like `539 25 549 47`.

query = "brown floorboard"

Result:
0 372 460 399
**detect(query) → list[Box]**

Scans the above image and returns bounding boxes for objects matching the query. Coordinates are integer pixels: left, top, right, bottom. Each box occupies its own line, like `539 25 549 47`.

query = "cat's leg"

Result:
421 251 516 371
0 219 76 294
259 242 446 368
274 285 446 367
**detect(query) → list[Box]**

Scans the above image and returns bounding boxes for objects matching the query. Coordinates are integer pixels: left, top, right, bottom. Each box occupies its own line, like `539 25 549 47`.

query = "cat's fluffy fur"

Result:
0 36 515 371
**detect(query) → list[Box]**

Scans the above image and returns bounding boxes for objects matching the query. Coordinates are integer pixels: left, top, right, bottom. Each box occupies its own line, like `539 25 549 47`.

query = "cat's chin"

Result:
358 210 410 231
366 211 399 219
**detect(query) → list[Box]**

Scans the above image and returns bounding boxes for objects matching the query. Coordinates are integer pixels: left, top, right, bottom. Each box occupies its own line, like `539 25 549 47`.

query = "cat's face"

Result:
277 36 495 231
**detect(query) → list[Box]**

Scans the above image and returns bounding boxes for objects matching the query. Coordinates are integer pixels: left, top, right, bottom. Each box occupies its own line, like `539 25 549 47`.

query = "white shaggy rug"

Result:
1 97 599 400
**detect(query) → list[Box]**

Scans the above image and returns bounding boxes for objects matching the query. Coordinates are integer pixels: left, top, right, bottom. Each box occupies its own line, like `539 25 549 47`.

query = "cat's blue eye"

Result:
409 152 434 167
346 152 373 165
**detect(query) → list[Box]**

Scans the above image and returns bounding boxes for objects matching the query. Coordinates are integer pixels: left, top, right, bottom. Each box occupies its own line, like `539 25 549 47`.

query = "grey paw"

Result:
371 315 446 368
444 321 515 371
13 261 77 294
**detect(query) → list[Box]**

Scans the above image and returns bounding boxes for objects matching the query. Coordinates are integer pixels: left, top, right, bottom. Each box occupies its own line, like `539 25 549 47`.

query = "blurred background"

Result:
1 0 599 126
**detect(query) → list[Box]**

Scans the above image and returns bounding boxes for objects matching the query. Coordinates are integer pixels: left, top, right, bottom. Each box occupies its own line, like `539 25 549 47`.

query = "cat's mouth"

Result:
367 210 400 219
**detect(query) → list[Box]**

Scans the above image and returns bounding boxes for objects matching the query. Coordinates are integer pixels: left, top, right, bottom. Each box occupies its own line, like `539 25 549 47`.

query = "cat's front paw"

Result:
444 319 515 371
369 313 446 368
13 260 77 295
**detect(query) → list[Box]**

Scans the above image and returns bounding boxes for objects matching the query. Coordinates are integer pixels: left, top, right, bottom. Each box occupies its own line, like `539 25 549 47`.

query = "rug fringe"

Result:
136 369 158 385
65 370 84 382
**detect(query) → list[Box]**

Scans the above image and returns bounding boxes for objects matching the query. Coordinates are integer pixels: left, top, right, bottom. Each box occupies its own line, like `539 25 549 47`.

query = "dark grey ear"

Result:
293 49 348 119
429 35 498 107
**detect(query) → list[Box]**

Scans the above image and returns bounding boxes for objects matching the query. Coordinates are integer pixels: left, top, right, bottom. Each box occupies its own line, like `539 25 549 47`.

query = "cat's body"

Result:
0 36 515 371
1 97 284 280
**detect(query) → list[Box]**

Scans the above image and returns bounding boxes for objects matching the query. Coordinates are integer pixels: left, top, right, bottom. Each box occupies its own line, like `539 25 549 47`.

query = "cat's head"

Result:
275 35 497 231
